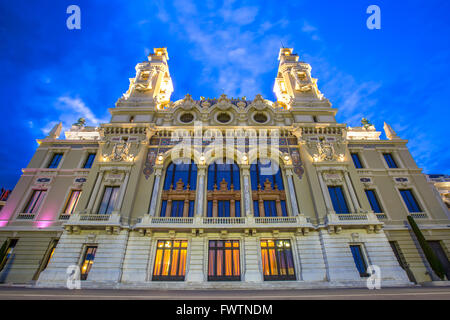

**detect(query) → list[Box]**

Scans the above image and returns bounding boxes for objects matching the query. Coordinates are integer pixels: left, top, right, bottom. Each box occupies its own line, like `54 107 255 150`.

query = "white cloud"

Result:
37 96 109 138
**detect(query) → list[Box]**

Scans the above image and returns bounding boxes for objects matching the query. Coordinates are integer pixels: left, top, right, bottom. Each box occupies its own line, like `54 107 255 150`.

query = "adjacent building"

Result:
0 48 448 288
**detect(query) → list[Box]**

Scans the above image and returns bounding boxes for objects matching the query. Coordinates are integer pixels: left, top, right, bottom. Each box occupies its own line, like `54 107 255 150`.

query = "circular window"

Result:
253 112 268 124
180 113 194 123
217 112 231 124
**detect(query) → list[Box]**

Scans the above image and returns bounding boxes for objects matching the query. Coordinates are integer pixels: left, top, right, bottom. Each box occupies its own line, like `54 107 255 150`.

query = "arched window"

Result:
160 159 197 217
206 159 241 217
250 159 288 217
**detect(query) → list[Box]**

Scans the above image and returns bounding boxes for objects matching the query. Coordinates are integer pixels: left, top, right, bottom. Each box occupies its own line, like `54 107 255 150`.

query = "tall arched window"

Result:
206 159 241 217
160 159 197 217
250 159 288 217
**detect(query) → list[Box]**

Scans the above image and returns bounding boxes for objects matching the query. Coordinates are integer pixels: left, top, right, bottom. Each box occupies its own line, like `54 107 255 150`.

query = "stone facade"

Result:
0 48 448 288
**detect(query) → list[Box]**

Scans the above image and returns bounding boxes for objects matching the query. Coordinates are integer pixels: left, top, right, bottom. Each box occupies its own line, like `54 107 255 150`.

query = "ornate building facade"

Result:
0 48 449 288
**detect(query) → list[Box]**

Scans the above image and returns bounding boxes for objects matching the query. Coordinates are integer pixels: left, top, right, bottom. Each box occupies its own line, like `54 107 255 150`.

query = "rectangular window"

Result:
23 190 46 214
152 240 188 281
263 200 277 217
383 153 398 168
97 186 120 214
365 189 382 213
80 246 97 280
83 153 96 169
47 153 63 169
260 239 296 281
208 240 240 281
350 245 368 277
253 200 260 217
400 189 422 213
427 241 450 280
351 153 364 169
42 240 58 271
63 190 81 215
33 239 59 280
328 186 350 214
0 239 18 271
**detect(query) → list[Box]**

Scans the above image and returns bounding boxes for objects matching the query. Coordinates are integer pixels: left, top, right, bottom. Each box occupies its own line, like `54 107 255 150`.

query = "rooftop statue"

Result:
73 117 86 127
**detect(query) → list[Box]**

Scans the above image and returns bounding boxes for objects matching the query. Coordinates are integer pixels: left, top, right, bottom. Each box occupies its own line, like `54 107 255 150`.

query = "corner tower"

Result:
117 48 174 109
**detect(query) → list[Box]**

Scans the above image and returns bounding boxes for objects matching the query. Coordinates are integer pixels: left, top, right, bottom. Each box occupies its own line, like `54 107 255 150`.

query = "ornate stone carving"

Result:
103 140 138 162
317 137 335 161
143 149 157 179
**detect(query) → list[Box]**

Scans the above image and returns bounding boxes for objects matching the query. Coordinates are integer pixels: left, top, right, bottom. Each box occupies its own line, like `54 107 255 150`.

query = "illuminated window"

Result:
47 153 63 169
42 240 58 270
80 246 97 280
23 190 46 214
0 239 18 271
97 186 120 215
208 240 240 281
160 160 197 217
250 159 287 217
350 245 369 277
83 153 96 169
260 239 296 281
152 240 188 281
63 190 81 215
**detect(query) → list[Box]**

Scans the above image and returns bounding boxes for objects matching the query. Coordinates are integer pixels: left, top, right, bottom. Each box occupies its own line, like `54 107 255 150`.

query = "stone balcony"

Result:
63 212 122 234
133 215 314 235
325 212 383 233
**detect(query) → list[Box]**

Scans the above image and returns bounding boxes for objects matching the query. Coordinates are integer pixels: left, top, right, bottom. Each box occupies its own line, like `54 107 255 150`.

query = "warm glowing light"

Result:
242 155 248 162
338 154 345 162
313 154 320 162
158 155 164 162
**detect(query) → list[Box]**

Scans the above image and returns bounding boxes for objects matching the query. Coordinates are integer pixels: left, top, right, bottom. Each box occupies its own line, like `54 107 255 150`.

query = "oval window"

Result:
217 113 231 124
253 113 268 123
180 113 194 123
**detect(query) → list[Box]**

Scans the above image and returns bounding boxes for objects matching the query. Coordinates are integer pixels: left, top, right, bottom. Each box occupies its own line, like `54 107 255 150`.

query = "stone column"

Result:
115 171 130 212
341 178 355 213
196 165 206 216
87 171 104 211
344 171 361 212
241 165 252 216
186 237 205 282
243 236 263 282
285 169 300 216
317 171 333 213
148 168 162 216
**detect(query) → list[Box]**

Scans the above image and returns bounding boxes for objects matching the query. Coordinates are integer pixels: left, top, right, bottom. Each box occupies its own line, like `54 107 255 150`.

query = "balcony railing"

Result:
410 213 428 219
64 212 121 225
151 217 194 224
16 213 35 220
336 214 368 221
135 215 313 230
203 217 245 225
254 216 298 224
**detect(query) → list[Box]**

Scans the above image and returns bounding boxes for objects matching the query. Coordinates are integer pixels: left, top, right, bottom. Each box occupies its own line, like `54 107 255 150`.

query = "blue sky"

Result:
0 0 449 189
